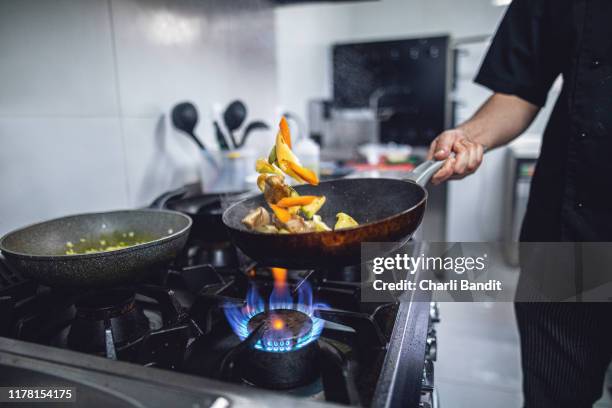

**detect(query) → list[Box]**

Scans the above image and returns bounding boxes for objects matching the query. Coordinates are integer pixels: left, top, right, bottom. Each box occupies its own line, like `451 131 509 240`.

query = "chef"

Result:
428 1 612 407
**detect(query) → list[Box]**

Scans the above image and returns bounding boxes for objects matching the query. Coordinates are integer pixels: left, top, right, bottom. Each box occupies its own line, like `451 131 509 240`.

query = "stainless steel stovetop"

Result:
0 239 436 408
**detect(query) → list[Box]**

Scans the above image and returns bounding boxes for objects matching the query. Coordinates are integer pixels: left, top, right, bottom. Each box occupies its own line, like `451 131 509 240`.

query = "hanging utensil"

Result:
223 100 247 149
237 121 269 148
171 102 218 168
171 102 206 150
214 121 231 151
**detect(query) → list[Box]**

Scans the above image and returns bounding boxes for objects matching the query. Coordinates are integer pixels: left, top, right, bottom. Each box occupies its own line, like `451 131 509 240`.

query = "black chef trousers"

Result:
514 243 612 407
515 303 612 408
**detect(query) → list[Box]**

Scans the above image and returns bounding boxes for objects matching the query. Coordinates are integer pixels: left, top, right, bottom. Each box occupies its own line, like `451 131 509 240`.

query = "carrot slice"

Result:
279 117 292 148
284 160 319 186
269 204 292 223
276 196 318 208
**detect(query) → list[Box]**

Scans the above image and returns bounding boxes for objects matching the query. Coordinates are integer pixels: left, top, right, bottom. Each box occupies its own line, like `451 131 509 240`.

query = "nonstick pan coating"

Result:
222 178 427 268
0 209 192 288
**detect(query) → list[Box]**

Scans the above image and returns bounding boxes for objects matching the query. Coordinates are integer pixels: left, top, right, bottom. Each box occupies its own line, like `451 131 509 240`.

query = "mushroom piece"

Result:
241 207 271 230
283 217 315 233
263 175 293 204
255 224 279 234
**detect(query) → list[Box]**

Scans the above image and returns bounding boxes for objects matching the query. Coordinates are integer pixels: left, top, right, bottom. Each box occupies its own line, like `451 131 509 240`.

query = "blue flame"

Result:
223 280 327 353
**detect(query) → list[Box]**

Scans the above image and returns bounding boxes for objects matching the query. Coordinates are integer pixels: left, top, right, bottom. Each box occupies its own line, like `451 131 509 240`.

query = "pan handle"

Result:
405 159 446 186
406 146 488 186
149 187 189 209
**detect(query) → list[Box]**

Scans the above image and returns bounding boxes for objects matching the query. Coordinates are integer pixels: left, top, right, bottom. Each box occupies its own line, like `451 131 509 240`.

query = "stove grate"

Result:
0 255 37 300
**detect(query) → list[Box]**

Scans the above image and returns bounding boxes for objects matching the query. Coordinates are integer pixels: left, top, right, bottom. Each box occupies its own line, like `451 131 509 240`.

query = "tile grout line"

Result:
106 0 132 206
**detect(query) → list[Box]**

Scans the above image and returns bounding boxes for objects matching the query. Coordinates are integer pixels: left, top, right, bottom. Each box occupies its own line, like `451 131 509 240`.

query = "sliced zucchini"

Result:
301 196 326 219
312 215 332 232
334 213 359 230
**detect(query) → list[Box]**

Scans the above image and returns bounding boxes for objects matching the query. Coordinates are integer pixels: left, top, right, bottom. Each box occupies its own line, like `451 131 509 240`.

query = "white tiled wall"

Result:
0 0 119 117
0 0 278 235
0 117 128 227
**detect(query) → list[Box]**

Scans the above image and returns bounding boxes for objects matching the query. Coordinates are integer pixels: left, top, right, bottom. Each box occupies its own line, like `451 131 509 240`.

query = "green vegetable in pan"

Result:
301 196 326 219
312 215 332 232
334 213 359 230
63 231 154 255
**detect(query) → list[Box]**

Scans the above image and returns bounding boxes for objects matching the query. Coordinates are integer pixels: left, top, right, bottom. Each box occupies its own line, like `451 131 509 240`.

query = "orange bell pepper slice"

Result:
283 160 319 186
275 196 319 208
269 204 292 223
279 117 292 148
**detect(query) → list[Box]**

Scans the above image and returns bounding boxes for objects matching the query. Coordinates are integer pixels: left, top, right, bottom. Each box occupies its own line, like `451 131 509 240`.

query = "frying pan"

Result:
152 188 249 243
0 209 192 288
222 159 444 268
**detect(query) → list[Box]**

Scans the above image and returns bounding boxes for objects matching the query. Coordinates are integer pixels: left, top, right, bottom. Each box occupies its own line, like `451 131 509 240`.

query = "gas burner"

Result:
67 289 149 355
240 310 319 389
223 273 327 352
248 309 313 352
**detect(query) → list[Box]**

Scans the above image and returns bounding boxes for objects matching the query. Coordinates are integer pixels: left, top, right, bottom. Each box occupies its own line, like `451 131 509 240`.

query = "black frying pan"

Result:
0 209 192 288
152 188 249 243
222 159 444 268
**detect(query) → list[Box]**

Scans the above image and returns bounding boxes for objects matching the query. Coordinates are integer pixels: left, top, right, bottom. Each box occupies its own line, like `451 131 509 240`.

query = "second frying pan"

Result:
153 188 249 243
0 210 192 288
222 159 444 268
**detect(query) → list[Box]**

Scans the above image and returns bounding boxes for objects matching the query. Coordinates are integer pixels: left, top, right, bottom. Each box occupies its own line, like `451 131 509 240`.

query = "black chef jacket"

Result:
475 0 612 242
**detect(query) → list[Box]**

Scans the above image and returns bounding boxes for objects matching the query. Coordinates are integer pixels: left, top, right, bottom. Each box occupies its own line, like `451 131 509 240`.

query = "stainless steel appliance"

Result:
310 104 378 161
0 189 438 407
332 35 452 147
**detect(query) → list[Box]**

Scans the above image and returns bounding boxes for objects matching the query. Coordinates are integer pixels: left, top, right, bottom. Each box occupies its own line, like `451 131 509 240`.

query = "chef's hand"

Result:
427 129 485 185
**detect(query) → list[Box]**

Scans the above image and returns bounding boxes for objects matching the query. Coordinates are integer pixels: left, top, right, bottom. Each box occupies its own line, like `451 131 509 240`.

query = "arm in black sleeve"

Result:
475 0 562 107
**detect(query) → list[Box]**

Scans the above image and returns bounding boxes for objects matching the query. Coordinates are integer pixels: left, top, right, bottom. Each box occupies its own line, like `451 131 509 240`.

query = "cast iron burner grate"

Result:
2 244 414 406
0 255 36 299
8 284 192 370
231 310 319 389
0 255 37 336
67 289 150 356
181 268 399 403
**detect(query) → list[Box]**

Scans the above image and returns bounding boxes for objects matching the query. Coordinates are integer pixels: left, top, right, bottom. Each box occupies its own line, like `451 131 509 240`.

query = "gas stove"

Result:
0 236 437 407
